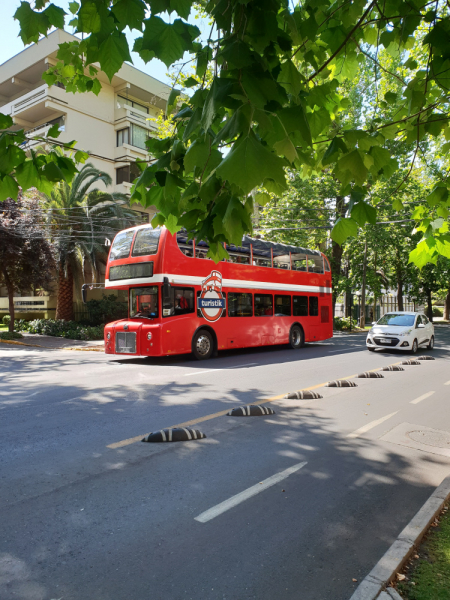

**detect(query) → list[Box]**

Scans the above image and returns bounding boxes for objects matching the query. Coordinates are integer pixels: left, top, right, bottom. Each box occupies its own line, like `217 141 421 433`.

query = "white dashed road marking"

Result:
346 412 399 439
410 391 435 405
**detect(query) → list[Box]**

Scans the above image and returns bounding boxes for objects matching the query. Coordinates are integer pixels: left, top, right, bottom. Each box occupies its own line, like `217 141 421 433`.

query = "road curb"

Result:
0 339 104 352
350 474 450 600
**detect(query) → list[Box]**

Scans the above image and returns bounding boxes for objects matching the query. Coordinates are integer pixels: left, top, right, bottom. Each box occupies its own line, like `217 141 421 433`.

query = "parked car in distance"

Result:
366 312 434 353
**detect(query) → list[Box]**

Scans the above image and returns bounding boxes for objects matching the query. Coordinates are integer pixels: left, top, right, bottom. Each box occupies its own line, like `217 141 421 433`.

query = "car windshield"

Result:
376 314 415 327
130 287 158 319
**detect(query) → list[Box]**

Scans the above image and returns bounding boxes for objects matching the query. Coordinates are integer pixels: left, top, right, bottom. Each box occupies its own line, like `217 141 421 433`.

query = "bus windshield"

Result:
377 314 415 327
130 287 158 319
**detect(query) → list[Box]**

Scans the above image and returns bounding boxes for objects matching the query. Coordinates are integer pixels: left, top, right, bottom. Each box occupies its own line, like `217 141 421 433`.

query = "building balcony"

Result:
114 104 158 132
1 84 67 127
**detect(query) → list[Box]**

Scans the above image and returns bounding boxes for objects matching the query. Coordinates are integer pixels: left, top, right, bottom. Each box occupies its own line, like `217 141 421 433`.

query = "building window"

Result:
117 128 129 146
274 295 291 316
309 296 319 316
48 115 65 132
131 124 148 150
116 163 141 185
228 293 253 317
254 294 273 316
293 296 308 316
118 96 149 114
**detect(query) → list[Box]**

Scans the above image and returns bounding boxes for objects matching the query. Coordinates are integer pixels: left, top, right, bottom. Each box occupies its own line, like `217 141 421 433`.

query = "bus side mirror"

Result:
163 277 171 305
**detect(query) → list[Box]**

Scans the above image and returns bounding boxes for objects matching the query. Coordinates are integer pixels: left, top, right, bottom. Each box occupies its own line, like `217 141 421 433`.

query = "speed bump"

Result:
142 428 206 442
382 365 405 371
284 390 323 399
417 356 435 360
227 405 275 416
357 372 384 378
401 360 421 365
326 380 357 387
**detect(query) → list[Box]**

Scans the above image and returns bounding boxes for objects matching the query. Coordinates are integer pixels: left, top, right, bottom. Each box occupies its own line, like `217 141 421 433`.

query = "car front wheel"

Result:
427 335 434 350
411 338 418 354
368 347 375 352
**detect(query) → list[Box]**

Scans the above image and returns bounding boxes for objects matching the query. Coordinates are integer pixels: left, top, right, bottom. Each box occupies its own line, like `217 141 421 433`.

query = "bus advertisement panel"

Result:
103 225 332 360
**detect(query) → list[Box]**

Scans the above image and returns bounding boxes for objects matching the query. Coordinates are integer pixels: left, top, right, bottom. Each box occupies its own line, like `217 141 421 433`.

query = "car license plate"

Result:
379 338 390 343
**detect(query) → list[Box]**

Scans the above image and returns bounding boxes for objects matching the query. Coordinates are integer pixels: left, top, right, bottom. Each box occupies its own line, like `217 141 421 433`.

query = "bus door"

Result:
162 286 196 354
254 293 275 345
274 294 292 343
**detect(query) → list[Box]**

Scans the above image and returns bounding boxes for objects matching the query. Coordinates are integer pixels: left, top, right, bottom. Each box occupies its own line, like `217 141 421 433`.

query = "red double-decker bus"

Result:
102 225 333 359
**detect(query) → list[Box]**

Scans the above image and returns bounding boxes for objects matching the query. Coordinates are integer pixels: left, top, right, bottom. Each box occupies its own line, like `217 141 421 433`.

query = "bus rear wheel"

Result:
192 329 214 360
289 325 304 349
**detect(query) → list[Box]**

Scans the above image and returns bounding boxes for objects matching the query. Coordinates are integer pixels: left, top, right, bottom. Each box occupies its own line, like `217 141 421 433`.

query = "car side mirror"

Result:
418 323 425 328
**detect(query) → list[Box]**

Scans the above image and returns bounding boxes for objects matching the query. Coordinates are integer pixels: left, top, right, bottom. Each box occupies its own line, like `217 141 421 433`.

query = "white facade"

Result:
0 29 171 217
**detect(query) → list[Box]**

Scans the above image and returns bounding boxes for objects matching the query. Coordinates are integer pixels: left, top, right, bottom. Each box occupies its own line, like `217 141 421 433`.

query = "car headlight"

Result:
147 332 152 340
106 332 111 340
397 329 412 337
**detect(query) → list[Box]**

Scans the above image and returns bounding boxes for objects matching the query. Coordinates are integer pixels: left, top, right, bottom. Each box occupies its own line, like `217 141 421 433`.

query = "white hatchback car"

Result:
366 311 434 353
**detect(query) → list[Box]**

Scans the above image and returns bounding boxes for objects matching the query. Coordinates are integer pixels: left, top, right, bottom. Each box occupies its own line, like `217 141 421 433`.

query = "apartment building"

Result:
0 28 170 206
0 29 171 319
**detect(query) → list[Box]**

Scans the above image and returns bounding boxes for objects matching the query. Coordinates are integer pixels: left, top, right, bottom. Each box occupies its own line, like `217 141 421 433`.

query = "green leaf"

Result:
0 114 14 129
351 201 376 226
0 175 19 201
184 139 210 174
139 17 200 68
15 1 50 44
322 137 347 166
43 3 66 29
201 77 233 131
98 32 132 81
392 197 403 211
427 186 448 207
277 59 303 96
165 213 180 234
408 241 437 269
278 105 312 147
255 192 270 206
69 1 79 15
273 136 298 163
183 76 198 88
216 133 287 195
15 159 40 191
47 123 61 138
112 0 146 31
331 217 358 245
337 150 368 186
167 88 181 114
384 91 397 105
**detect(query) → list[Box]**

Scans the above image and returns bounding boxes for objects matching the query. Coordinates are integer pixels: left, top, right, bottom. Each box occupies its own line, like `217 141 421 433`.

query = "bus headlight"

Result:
106 332 111 340
147 332 152 340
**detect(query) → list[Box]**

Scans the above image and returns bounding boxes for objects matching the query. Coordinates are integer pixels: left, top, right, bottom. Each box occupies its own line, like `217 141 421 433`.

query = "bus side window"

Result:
273 251 290 270
293 296 308 316
274 295 291 316
309 296 319 316
291 254 308 271
309 256 324 274
228 293 252 317
324 257 331 272
254 294 273 316
163 287 195 317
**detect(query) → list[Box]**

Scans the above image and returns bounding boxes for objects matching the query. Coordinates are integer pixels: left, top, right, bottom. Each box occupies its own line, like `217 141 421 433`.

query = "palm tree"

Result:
40 163 143 320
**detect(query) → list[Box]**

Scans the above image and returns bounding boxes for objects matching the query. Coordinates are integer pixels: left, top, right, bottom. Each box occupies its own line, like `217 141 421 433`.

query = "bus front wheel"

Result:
192 329 214 360
289 325 304 349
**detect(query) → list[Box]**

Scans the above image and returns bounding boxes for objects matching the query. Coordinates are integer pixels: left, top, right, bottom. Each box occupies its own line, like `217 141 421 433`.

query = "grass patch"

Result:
398 504 450 599
0 324 7 331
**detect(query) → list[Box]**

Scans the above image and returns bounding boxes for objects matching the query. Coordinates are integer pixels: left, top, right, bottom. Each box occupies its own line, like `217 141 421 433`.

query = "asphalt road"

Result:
2 327 450 600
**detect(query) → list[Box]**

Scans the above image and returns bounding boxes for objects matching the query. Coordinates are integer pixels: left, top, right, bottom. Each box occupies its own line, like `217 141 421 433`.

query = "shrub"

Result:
432 306 443 317
2 315 11 325
333 316 354 331
85 294 127 325
15 318 104 340
0 331 23 340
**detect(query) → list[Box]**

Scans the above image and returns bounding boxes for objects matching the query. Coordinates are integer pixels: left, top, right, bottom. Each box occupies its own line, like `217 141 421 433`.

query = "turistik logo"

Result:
198 271 226 322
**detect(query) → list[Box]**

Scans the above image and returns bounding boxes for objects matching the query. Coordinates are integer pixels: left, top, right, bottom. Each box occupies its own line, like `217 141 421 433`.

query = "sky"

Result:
0 0 211 88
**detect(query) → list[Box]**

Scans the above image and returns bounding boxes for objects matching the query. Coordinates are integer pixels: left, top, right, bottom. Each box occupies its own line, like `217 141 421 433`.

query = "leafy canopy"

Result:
8 0 450 265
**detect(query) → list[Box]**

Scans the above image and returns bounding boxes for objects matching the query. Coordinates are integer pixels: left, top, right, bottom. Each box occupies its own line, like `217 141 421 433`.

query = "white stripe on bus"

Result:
105 274 331 294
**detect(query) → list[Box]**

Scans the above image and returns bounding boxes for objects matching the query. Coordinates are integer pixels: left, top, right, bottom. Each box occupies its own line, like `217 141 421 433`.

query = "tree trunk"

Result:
56 263 74 321
360 239 368 328
331 195 346 316
397 278 404 311
426 288 433 322
1 270 15 333
445 285 450 321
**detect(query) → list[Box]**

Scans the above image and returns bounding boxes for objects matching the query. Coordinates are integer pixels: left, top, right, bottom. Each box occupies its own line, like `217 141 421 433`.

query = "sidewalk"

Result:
1 332 104 352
